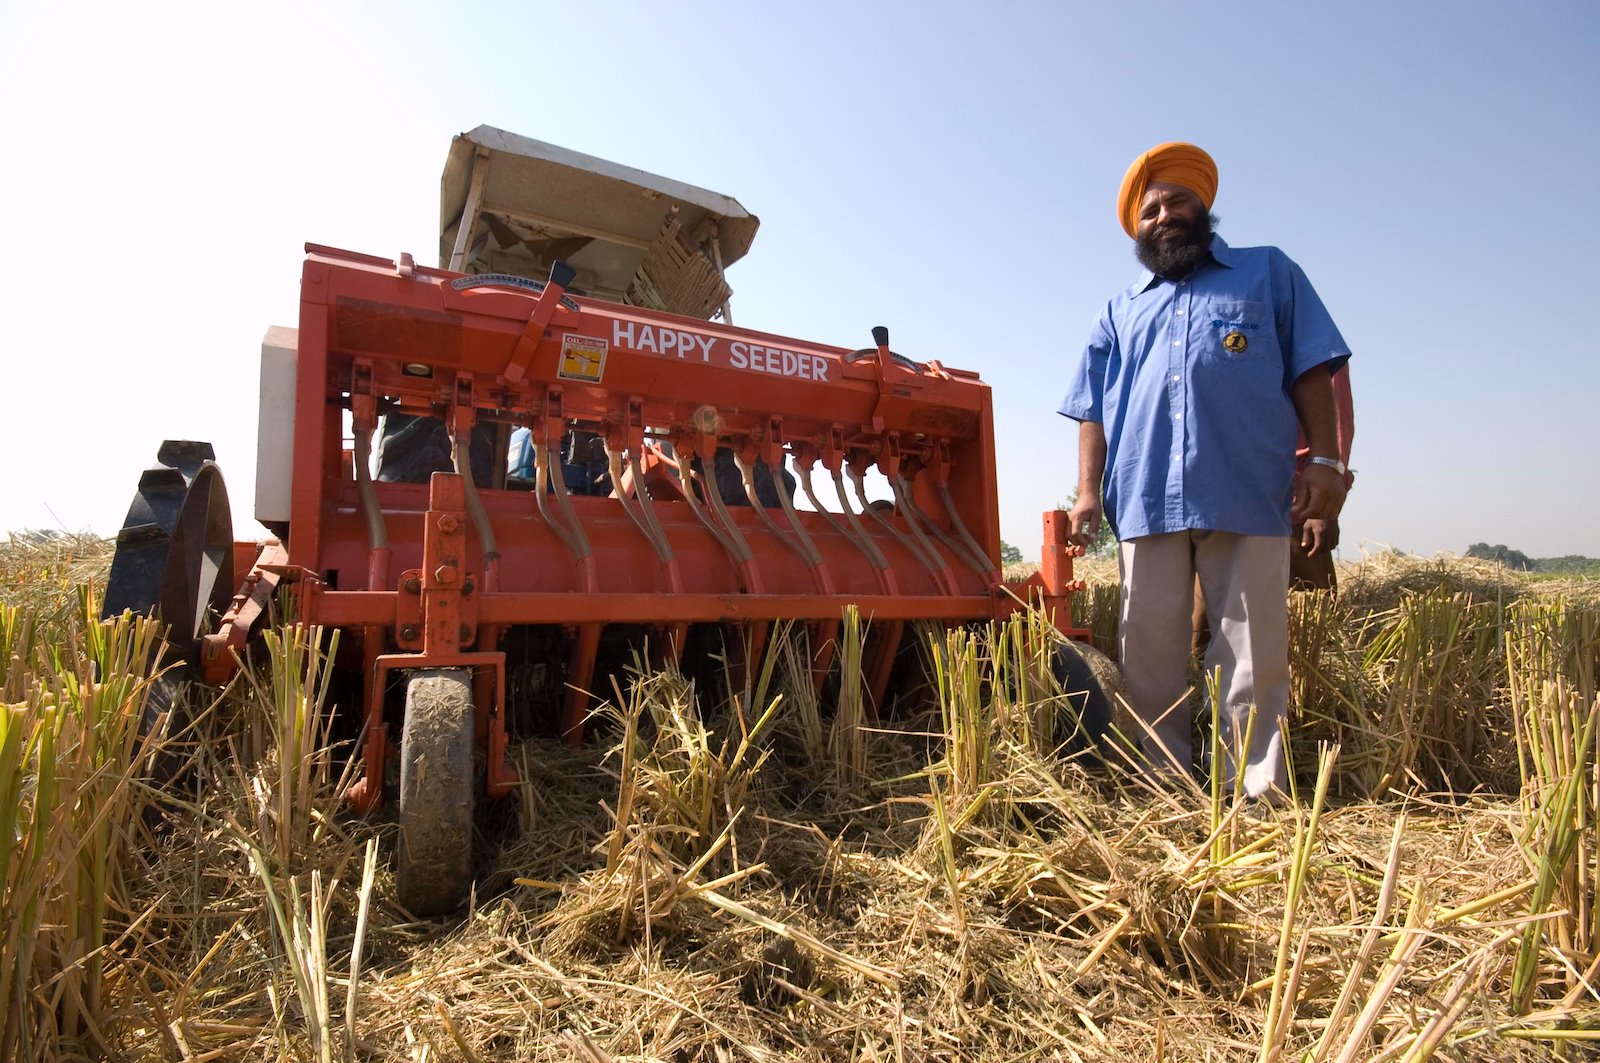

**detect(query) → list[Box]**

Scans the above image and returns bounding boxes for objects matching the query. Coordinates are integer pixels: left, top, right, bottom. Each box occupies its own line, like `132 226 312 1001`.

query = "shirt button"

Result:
1172 340 1180 346
1171 374 1180 382
1175 413 1183 421
1176 308 1186 316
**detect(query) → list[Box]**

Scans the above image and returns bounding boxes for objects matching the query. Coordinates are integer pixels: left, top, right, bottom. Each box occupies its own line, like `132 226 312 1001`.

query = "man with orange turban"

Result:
1058 142 1352 800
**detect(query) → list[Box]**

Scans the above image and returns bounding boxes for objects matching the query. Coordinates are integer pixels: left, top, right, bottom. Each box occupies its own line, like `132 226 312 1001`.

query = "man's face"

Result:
1134 181 1212 279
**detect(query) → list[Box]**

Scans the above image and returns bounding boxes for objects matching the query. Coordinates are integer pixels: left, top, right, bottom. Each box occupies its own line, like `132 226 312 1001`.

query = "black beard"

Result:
1135 214 1216 279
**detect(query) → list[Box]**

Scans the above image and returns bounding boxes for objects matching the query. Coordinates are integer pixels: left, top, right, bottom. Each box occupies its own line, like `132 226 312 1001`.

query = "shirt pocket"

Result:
1198 299 1276 364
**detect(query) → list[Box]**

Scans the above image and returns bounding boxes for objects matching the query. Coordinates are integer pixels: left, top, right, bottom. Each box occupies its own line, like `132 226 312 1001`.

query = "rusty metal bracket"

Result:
1035 510 1091 640
349 472 511 812
199 542 305 684
502 262 578 384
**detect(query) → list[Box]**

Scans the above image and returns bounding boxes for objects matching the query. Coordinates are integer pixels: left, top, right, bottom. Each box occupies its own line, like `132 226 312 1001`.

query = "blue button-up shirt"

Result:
1059 236 1350 540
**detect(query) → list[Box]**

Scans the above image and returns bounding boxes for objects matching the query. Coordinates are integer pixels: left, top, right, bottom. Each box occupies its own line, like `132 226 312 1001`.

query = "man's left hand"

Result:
1300 517 1340 556
1292 463 1348 524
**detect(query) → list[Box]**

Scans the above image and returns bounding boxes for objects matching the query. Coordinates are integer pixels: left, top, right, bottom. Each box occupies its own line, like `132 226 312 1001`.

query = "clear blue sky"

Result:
2 1 1595 560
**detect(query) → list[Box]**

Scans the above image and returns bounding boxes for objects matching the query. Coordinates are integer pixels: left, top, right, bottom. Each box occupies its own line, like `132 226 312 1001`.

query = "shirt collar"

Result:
1129 234 1233 297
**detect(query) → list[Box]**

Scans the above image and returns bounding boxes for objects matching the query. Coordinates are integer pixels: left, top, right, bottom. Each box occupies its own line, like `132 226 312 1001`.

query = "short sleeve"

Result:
1058 304 1115 423
1276 254 1351 385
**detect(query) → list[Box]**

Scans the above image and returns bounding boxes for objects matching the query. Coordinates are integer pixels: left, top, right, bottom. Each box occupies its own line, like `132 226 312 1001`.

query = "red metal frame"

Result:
215 245 1086 808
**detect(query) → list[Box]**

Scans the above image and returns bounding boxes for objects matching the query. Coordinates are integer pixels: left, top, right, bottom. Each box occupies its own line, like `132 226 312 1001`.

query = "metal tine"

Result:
936 477 1002 583
629 448 685 592
620 445 689 667
670 440 761 594
562 623 602 744
605 442 676 572
881 471 959 595
532 436 598 591
797 463 890 596
894 472 996 582
829 467 898 592
734 448 804 556
700 451 764 590
769 459 838 594
533 427 602 741
769 463 821 563
452 431 500 591
849 465 956 596
351 416 392 590
734 449 834 589
672 449 741 557
798 465 849 539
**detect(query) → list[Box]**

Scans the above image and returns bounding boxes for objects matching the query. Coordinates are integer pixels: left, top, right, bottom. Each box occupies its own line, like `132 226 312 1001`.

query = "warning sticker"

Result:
557 334 608 383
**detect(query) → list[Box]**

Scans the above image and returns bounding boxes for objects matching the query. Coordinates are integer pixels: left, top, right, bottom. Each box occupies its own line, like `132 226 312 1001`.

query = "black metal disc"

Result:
102 441 235 666
1052 639 1123 760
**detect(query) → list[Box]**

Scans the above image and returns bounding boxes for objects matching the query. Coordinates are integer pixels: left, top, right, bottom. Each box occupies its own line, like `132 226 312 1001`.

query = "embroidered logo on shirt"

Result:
1222 330 1248 353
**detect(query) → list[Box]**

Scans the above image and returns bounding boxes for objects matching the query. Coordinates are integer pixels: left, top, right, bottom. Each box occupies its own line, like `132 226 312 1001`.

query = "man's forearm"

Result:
1290 364 1349 523
1078 420 1107 499
1290 365 1339 458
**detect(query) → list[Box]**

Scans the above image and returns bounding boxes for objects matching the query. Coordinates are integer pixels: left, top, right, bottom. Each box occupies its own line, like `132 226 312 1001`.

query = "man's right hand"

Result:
1291 462 1348 524
1069 496 1103 549
1070 421 1109 550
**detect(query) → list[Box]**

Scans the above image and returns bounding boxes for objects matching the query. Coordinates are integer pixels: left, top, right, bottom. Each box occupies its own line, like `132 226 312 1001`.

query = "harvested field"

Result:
3 535 1599 1061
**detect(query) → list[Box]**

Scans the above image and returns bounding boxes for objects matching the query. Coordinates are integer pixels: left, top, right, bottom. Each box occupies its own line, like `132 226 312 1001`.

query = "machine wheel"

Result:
102 441 235 661
1051 639 1126 759
102 442 235 756
397 669 475 915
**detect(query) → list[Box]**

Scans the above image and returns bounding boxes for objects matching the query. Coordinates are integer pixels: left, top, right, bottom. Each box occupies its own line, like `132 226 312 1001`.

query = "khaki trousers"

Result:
1192 521 1337 657
1119 531 1291 797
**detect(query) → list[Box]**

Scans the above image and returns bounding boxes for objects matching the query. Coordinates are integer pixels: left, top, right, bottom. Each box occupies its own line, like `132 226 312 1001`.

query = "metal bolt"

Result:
402 576 421 594
400 624 419 641
436 513 459 533
434 565 457 585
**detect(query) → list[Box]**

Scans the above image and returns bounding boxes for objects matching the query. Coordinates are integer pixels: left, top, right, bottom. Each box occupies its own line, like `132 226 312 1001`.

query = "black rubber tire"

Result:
397 669 475 915
1051 639 1125 759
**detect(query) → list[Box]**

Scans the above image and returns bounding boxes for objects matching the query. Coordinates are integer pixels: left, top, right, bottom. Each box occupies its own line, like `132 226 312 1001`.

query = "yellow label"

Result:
1223 330 1248 354
557 334 608 382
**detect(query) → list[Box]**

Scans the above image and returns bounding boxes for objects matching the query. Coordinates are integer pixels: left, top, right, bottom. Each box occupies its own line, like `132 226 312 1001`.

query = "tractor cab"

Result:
439 125 758 321
378 127 765 494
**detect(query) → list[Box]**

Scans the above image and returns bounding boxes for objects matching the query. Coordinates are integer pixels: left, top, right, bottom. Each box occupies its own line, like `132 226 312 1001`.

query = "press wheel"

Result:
396 668 475 914
1052 639 1126 757
102 442 235 759
102 440 235 661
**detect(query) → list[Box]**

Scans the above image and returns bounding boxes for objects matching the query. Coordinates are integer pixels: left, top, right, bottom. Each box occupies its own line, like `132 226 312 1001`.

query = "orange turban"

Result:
1117 142 1218 238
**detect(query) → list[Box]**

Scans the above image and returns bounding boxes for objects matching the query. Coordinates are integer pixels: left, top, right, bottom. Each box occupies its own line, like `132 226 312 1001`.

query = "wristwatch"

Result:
1307 455 1346 476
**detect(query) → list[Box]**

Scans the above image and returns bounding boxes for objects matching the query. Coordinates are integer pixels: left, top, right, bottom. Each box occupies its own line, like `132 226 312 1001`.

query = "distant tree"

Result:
1465 542 1534 571
1531 555 1600 577
999 540 1023 565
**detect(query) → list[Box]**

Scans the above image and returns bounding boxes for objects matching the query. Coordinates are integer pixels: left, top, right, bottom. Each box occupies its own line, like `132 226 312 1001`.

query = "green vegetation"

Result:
1466 542 1600 577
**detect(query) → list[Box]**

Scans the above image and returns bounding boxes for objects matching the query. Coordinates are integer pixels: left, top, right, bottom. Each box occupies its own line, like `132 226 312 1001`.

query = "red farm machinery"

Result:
103 127 1104 913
